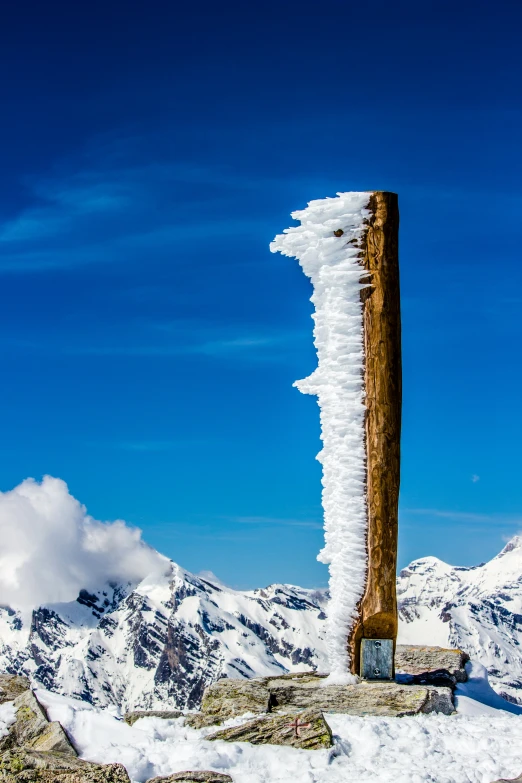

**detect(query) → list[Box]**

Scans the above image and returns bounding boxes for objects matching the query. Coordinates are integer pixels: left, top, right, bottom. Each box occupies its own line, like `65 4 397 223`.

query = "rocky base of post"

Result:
185 645 469 746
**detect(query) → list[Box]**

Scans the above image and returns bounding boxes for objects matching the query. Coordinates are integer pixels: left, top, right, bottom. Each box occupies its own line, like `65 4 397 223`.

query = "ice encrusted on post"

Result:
270 192 371 683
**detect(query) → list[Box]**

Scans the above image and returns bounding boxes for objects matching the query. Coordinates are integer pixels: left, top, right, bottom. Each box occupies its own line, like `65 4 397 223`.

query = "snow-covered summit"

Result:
2 532 522 709
0 560 328 712
398 534 522 703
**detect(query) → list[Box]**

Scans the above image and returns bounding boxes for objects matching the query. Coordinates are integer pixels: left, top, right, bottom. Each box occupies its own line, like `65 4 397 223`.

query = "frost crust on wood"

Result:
270 192 371 682
271 191 401 681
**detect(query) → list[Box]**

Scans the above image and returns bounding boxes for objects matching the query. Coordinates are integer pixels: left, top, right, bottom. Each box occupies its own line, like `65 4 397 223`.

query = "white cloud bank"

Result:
0 476 167 611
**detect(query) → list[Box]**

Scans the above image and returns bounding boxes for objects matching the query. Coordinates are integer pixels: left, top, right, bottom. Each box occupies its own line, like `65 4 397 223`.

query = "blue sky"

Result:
1 0 521 589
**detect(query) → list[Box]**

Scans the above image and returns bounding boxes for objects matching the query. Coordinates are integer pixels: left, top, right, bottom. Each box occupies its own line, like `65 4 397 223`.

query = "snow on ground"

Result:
36 664 522 783
0 701 15 738
270 192 371 683
455 661 522 717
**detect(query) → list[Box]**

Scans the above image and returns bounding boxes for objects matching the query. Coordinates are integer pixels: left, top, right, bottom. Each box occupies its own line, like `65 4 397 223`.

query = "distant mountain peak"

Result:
398 538 522 703
0 560 328 711
497 534 522 556
1 539 522 709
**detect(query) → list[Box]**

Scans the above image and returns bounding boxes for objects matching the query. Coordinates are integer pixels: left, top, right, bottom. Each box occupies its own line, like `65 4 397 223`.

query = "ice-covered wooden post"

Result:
270 192 401 681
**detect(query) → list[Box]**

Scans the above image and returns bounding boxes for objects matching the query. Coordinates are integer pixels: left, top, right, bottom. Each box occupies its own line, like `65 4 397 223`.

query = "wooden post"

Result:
348 191 402 677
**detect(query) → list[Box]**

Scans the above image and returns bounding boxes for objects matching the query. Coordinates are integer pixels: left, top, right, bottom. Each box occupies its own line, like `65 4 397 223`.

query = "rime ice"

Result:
270 191 371 682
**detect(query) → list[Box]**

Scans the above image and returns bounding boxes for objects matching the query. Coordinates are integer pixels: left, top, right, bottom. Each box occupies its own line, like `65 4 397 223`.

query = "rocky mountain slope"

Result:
397 535 522 704
0 564 328 711
1 537 522 709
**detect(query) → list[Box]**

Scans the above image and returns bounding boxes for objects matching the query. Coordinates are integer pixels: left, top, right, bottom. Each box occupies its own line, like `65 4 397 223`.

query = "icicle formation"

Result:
270 192 371 683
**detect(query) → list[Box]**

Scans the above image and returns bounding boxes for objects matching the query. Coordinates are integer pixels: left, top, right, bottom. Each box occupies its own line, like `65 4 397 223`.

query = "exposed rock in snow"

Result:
0 674 30 704
197 671 454 722
0 565 328 712
0 678 131 783
206 708 333 750
2 537 522 710
36 686 522 783
145 774 232 783
124 711 182 727
0 688 76 756
394 644 468 688
397 535 522 704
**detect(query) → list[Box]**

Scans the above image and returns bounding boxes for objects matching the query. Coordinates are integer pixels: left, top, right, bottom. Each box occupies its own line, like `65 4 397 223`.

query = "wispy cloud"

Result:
403 508 492 521
402 507 522 526
0 180 129 245
0 319 304 364
0 151 279 273
104 440 206 452
66 332 299 363
229 515 323 530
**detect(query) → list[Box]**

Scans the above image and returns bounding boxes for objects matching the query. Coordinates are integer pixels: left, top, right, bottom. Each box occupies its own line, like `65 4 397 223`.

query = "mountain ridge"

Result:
1 537 522 709
0 561 329 711
397 535 522 703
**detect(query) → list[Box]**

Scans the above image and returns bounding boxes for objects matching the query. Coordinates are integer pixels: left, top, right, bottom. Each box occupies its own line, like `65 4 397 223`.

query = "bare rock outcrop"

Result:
395 645 469 688
0 690 76 756
124 710 182 727
267 675 453 717
186 664 455 733
206 709 332 750
145 773 232 783
0 675 31 705
0 749 130 783
492 776 522 783
0 683 130 782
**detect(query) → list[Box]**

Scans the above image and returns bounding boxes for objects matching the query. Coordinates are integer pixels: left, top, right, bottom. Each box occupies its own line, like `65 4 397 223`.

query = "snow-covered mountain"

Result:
2 537 522 710
397 535 522 704
0 562 328 711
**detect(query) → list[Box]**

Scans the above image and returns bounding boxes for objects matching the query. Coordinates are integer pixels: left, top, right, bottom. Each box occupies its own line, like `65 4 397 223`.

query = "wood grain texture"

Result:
348 191 401 676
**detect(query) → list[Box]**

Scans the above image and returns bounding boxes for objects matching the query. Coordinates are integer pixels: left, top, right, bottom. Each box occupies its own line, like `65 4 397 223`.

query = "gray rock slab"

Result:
191 649 464 727
124 711 182 727
0 675 31 705
0 688 131 782
184 713 226 730
0 690 76 756
206 709 332 750
194 672 454 724
146 773 232 783
199 677 270 723
492 776 522 782
0 748 131 782
185 672 329 728
268 677 454 717
395 645 469 686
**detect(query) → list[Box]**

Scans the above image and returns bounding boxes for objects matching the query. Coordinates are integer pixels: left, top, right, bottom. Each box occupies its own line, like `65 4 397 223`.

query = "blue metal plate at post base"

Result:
360 638 394 680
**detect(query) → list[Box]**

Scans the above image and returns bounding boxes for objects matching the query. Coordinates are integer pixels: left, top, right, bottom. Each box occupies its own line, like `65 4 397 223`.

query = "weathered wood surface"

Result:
348 191 401 676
